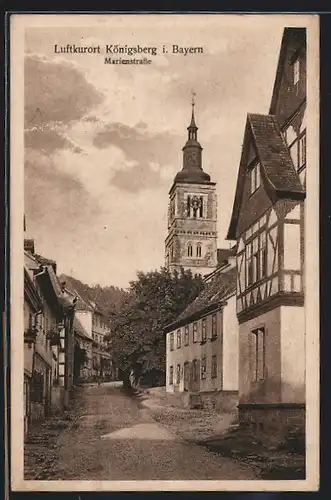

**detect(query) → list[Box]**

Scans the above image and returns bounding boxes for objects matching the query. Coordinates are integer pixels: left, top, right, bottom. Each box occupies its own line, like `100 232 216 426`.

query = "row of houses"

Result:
164 27 307 441
23 229 117 439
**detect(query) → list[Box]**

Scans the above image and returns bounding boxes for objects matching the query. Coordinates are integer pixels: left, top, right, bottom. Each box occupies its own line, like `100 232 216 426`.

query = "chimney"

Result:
24 238 35 254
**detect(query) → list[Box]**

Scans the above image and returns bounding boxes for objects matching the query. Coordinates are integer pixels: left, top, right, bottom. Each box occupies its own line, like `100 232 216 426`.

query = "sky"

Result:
24 15 290 289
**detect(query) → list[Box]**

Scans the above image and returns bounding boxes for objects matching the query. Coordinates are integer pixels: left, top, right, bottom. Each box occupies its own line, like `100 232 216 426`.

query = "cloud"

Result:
93 123 182 192
24 54 104 129
24 148 99 232
25 128 84 155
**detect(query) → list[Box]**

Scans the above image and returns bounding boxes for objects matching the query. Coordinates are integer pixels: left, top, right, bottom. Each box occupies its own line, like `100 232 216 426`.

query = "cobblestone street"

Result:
24 382 257 480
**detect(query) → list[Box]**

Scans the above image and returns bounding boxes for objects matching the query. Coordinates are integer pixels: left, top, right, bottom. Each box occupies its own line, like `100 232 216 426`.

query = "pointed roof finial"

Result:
189 90 197 130
191 89 196 107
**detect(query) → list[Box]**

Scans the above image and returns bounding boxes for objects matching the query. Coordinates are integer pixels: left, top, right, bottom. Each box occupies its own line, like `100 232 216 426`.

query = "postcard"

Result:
9 12 319 491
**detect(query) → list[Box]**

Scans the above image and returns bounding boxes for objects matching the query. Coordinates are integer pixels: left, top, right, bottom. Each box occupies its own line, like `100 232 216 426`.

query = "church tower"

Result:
165 96 218 276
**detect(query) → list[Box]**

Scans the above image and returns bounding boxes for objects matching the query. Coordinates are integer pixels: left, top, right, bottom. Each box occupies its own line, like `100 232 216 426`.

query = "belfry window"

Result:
188 243 193 257
187 196 191 217
187 195 203 218
196 243 202 258
199 197 203 218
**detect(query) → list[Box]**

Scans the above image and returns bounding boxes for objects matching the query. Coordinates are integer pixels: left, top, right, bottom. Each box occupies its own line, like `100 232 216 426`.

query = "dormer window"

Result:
293 57 300 86
250 162 261 194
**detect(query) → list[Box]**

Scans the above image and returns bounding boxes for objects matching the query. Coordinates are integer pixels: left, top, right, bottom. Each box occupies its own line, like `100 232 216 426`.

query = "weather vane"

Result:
191 90 196 107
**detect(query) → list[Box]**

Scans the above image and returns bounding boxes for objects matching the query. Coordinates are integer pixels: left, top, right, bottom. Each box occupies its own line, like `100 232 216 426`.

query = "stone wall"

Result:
239 403 305 444
194 390 238 412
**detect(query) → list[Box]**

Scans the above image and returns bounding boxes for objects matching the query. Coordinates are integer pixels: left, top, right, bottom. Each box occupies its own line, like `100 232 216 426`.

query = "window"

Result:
170 198 175 220
201 318 207 342
199 197 203 218
31 370 44 403
184 325 189 346
250 162 261 194
192 359 199 381
187 195 203 218
170 332 174 351
193 322 198 343
196 243 202 258
187 243 193 257
187 196 191 217
286 124 306 172
169 365 173 385
251 328 266 381
176 364 181 385
211 355 217 378
176 329 181 349
211 314 217 338
298 132 306 170
293 58 300 85
245 231 267 287
184 361 190 390
201 357 207 379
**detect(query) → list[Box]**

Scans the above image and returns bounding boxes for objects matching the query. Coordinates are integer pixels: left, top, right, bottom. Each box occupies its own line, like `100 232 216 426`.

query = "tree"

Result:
110 267 204 388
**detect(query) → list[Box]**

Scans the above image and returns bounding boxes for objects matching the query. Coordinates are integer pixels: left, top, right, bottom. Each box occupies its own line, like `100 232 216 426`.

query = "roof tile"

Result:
248 113 304 194
166 266 236 330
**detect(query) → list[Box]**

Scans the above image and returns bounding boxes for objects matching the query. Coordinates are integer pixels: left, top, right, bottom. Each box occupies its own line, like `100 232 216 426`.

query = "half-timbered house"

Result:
227 28 306 439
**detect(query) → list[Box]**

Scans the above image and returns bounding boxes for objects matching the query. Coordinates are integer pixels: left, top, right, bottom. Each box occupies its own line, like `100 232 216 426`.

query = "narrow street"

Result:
26 382 257 480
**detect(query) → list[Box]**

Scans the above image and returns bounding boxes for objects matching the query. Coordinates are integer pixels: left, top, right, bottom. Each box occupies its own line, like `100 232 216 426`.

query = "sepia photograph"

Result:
10 13 319 491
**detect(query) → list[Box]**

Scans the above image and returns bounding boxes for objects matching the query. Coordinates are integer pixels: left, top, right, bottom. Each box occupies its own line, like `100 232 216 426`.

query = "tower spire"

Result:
188 90 198 140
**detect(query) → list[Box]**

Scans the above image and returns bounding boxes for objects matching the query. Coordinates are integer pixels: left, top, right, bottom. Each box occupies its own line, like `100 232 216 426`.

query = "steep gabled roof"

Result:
164 266 236 333
227 113 305 240
34 253 57 273
269 27 306 116
60 274 106 316
217 246 236 267
24 266 43 311
74 316 92 341
249 114 304 193
60 274 94 311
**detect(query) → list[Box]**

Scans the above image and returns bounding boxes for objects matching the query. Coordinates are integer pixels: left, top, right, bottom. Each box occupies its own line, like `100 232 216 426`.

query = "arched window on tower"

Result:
196 243 202 258
187 243 193 257
187 196 191 217
199 197 203 218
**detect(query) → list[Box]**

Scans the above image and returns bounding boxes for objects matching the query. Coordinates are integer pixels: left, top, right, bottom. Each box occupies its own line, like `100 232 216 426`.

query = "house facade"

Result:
24 238 76 435
165 98 218 277
24 263 43 438
61 275 116 382
227 28 306 439
91 307 114 380
164 251 238 411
